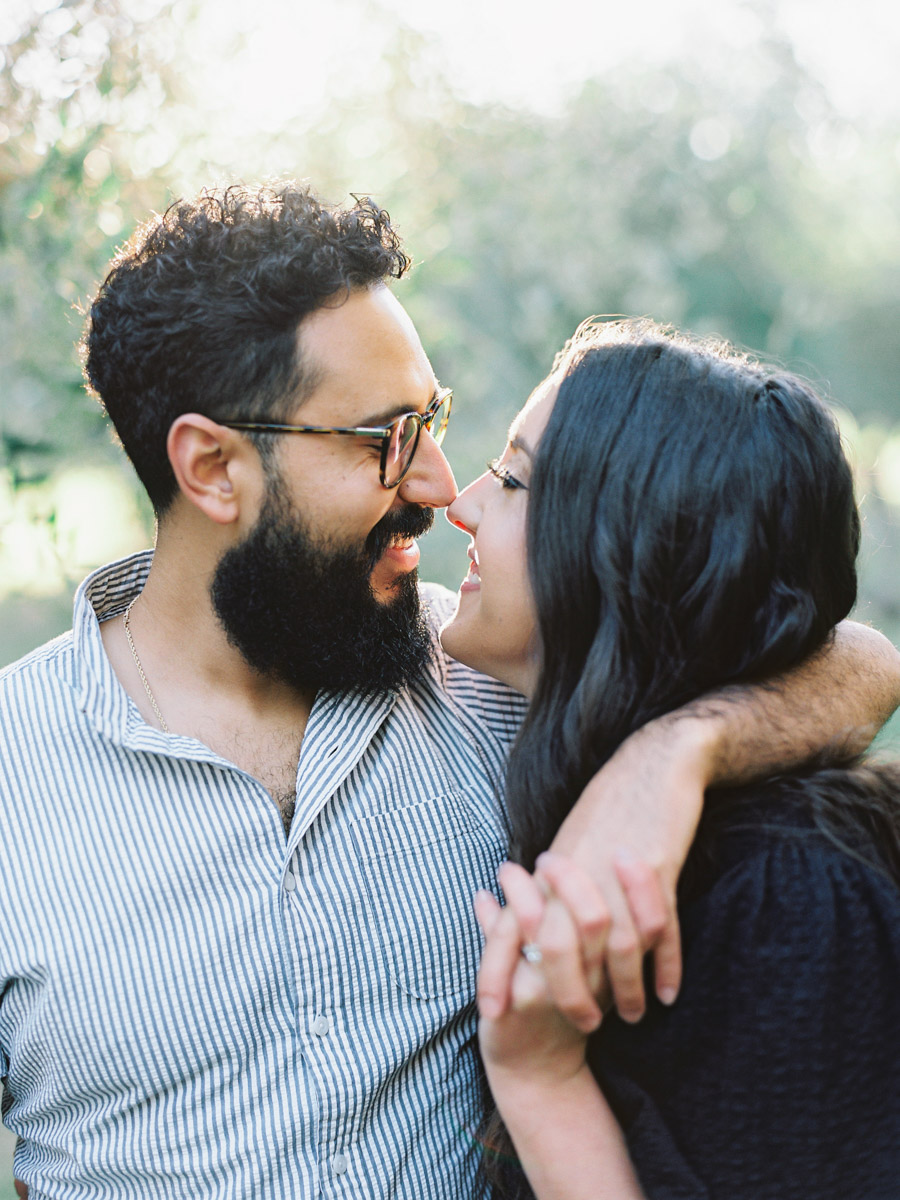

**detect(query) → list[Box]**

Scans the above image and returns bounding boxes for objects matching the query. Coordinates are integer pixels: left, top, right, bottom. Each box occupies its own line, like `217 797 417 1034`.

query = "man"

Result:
2 184 898 1199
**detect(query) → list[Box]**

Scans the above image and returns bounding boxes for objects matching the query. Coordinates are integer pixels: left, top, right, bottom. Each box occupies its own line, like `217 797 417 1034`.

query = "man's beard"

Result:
210 486 434 694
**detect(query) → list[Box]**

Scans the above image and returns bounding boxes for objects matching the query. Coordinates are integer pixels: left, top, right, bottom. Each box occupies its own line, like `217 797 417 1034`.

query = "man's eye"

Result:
487 459 526 490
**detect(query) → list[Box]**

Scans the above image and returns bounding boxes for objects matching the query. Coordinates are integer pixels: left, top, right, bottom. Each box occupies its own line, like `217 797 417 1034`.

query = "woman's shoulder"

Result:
679 758 900 916
590 761 900 1200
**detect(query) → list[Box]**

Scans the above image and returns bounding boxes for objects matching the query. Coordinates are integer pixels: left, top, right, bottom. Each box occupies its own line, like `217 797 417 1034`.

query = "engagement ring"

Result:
521 943 543 965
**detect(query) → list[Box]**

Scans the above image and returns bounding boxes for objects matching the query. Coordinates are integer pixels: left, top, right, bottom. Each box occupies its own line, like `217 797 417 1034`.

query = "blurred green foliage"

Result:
0 1127 14 1200
1 0 183 477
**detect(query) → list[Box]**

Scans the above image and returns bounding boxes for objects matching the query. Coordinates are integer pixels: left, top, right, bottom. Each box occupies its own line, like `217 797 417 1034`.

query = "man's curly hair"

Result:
83 183 411 514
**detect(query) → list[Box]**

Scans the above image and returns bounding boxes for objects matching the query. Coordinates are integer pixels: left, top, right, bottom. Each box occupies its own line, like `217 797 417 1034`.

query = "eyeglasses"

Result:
220 387 452 489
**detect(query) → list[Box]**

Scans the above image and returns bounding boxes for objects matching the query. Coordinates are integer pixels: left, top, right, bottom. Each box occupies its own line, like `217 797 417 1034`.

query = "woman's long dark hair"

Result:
505 319 861 868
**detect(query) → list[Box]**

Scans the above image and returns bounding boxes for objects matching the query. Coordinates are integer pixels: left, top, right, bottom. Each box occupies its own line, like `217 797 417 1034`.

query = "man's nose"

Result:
397 429 458 509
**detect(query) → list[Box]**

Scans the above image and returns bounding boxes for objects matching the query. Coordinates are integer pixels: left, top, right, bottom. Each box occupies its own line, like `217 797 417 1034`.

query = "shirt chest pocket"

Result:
349 790 507 1000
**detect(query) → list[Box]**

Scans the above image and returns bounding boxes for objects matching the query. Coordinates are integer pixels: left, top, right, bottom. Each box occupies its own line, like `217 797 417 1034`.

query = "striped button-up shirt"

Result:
0 551 526 1199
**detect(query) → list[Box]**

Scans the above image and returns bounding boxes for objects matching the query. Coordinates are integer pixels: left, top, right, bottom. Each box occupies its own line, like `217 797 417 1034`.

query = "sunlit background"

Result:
2 0 900 1176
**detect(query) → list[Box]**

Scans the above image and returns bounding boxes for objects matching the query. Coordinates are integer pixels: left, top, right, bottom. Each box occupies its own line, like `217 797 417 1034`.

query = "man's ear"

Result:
167 414 258 524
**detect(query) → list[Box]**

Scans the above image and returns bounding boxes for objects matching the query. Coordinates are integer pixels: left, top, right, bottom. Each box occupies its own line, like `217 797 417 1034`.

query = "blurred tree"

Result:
0 0 898 676
0 0 185 486
0 0 193 655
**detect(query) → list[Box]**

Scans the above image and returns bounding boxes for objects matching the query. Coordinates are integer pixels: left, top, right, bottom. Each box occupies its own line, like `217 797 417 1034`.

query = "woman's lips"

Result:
459 549 481 593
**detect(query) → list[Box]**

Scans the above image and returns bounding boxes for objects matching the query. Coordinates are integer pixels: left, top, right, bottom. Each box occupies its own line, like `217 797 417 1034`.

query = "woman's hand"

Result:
475 864 647 1200
479 852 638 1034
475 862 589 1087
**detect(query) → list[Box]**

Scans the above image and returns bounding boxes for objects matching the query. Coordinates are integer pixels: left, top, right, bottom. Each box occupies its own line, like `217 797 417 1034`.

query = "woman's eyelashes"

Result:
487 458 527 491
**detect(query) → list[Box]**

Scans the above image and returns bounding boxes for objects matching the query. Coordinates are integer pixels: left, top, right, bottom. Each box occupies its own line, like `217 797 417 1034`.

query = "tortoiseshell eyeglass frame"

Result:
220 387 452 489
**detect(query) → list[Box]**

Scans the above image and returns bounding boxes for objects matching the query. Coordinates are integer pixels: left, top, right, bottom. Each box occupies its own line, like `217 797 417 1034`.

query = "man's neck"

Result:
99 537 314 824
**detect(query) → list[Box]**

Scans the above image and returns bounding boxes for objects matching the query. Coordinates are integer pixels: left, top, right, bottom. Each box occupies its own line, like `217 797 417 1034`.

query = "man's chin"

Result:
370 547 420 601
372 573 419 608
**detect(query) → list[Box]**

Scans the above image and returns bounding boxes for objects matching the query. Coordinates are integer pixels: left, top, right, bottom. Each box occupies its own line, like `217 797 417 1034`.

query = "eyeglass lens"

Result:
385 393 451 486
385 416 421 485
427 393 451 446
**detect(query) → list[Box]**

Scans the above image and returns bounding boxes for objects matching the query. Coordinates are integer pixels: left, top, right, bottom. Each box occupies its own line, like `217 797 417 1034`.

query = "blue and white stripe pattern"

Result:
0 552 526 1198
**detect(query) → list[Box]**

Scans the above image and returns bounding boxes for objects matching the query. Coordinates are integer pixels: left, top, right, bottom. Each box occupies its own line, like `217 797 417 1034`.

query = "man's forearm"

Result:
683 619 900 787
545 619 900 1020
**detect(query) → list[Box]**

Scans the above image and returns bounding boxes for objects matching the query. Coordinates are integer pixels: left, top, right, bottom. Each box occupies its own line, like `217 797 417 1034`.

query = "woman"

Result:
440 318 900 1199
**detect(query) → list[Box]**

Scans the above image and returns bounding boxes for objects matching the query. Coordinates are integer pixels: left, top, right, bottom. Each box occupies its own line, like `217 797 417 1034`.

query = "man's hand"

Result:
475 715 713 1030
532 713 716 1025
521 620 900 1027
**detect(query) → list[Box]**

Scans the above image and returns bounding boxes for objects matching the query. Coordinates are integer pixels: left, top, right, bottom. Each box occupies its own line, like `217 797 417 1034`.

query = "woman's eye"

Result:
487 459 526 490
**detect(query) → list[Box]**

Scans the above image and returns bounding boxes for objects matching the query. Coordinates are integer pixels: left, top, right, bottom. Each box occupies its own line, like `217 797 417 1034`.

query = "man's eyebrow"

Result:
360 386 442 427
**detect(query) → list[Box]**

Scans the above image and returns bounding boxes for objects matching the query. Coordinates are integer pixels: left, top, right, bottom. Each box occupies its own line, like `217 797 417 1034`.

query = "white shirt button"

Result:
312 1015 331 1036
283 871 297 893
332 1153 348 1175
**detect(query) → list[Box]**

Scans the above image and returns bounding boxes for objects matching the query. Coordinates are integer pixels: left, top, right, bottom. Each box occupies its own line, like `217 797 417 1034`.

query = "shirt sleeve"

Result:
588 833 900 1200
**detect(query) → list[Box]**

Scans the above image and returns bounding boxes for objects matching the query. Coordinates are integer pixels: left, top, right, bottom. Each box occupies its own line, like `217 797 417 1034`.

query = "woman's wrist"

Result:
487 1059 596 1127
488 1062 646 1200
484 1048 587 1106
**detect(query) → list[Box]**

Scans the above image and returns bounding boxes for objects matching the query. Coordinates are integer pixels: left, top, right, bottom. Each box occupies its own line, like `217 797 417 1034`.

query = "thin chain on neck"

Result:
123 596 170 734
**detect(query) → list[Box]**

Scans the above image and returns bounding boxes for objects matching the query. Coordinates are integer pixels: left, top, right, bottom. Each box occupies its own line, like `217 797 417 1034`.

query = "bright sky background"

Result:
186 0 900 137
4 0 898 180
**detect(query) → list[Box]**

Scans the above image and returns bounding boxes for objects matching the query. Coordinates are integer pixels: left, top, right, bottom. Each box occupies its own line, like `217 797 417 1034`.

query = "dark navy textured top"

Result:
587 762 900 1200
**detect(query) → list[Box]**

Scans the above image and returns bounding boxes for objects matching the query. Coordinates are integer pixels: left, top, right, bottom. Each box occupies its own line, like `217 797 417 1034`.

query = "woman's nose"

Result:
445 470 490 534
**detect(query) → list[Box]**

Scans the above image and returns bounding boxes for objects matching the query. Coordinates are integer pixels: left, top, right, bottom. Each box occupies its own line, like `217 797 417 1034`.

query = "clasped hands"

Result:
475 849 673 1041
475 718 709 1046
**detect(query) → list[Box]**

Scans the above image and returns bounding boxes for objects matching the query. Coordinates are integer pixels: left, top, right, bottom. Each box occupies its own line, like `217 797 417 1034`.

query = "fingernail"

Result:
658 987 678 1006
535 852 556 869
614 846 635 865
620 1007 643 1024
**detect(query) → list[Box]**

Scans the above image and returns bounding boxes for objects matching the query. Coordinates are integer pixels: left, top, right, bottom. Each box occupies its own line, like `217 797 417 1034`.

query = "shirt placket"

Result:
281 688 398 1190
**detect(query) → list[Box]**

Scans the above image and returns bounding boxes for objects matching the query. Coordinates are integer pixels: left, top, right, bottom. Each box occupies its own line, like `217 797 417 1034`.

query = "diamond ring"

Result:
521 943 543 965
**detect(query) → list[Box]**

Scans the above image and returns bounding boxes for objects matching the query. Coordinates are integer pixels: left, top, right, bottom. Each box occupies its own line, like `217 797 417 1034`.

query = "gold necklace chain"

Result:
122 596 170 734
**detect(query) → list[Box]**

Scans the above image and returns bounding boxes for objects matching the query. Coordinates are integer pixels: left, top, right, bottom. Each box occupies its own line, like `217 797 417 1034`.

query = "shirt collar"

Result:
70 550 406 773
73 549 157 747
